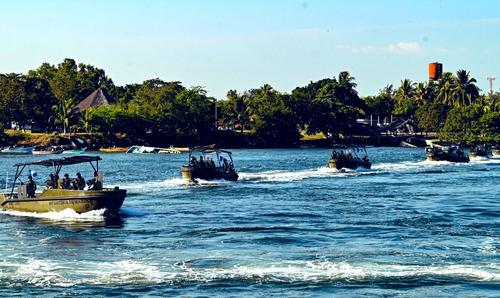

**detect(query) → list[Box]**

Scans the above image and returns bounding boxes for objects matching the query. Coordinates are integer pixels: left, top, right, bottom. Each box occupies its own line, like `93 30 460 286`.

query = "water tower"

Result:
429 62 443 81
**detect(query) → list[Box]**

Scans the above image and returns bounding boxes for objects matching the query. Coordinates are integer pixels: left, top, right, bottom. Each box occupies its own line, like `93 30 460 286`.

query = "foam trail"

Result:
470 157 500 164
371 159 470 173
6 259 499 287
0 208 106 222
12 259 74 287
122 178 187 191
238 167 349 182
122 177 229 192
470 156 489 162
88 261 500 285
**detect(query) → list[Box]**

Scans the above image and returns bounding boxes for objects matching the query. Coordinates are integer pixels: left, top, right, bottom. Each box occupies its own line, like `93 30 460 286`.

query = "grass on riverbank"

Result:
3 130 92 146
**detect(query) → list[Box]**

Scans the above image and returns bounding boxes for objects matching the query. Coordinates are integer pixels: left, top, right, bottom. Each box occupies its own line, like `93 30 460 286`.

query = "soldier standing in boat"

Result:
26 175 36 198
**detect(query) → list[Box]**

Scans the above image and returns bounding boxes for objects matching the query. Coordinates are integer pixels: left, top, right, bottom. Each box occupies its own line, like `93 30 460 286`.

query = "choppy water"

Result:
0 148 499 297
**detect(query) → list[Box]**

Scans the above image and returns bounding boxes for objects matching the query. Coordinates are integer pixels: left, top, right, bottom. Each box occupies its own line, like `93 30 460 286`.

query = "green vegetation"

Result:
0 58 498 147
364 70 500 144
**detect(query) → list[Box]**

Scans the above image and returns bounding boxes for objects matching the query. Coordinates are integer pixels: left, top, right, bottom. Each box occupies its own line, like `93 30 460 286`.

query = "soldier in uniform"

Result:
75 172 86 190
26 175 37 198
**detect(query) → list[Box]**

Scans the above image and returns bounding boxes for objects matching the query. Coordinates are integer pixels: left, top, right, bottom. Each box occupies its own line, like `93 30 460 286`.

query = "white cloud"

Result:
384 42 420 53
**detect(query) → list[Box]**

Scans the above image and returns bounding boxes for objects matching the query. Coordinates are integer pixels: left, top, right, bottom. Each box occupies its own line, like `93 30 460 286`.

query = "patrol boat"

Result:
181 145 238 181
469 143 492 159
327 146 372 170
425 142 469 162
0 156 126 213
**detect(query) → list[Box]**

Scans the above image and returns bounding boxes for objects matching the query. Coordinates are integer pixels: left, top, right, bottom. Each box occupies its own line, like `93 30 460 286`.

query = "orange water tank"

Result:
429 62 443 80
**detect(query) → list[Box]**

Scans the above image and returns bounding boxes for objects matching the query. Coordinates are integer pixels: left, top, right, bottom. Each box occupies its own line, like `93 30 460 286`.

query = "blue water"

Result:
0 148 499 297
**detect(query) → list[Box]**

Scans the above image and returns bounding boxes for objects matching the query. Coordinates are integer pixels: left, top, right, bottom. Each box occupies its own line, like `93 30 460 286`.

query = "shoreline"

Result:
0 129 466 150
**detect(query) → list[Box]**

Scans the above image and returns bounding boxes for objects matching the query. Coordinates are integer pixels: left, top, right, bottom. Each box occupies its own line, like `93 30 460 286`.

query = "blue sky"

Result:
1 0 499 98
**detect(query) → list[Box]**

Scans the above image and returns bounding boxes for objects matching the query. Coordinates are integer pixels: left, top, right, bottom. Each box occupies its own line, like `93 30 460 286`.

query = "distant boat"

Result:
425 142 469 162
127 145 182 154
0 146 34 155
99 147 129 153
32 146 64 155
469 144 492 159
126 145 159 154
327 146 372 170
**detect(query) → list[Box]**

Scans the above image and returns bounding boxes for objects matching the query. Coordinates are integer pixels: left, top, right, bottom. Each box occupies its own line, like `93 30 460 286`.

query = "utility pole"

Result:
486 76 496 95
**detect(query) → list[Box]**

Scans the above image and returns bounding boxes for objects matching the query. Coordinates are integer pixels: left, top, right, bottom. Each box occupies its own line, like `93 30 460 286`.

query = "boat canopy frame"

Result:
8 156 101 199
330 145 368 159
188 145 234 167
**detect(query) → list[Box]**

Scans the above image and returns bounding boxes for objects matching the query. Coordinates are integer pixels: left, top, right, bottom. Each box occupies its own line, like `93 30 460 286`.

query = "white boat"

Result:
0 146 34 155
32 146 64 155
127 145 159 154
127 145 181 154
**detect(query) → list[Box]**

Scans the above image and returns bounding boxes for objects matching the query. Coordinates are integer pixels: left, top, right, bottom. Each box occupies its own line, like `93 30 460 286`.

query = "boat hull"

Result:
32 150 64 155
0 188 126 213
0 147 34 155
328 159 372 170
181 166 238 181
426 153 469 163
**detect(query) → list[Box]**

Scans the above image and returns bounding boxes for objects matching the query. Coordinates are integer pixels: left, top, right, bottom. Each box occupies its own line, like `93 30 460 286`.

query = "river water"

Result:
0 148 498 297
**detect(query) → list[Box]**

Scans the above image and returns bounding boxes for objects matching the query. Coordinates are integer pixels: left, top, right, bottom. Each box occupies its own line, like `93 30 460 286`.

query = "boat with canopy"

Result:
469 143 492 159
425 142 469 162
181 145 238 181
0 156 126 213
327 145 372 170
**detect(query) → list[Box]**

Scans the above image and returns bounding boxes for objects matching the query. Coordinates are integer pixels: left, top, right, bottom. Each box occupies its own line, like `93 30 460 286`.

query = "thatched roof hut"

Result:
75 88 114 112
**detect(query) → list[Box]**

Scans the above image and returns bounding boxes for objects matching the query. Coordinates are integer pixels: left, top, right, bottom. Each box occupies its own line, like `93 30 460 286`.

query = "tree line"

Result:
364 70 500 143
0 58 499 146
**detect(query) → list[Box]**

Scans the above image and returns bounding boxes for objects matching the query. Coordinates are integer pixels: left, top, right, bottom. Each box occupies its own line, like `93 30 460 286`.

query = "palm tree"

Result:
414 82 435 105
436 72 455 106
79 108 93 133
336 71 361 107
226 90 250 132
51 97 76 134
257 84 274 98
395 79 415 104
452 69 480 107
337 71 357 90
